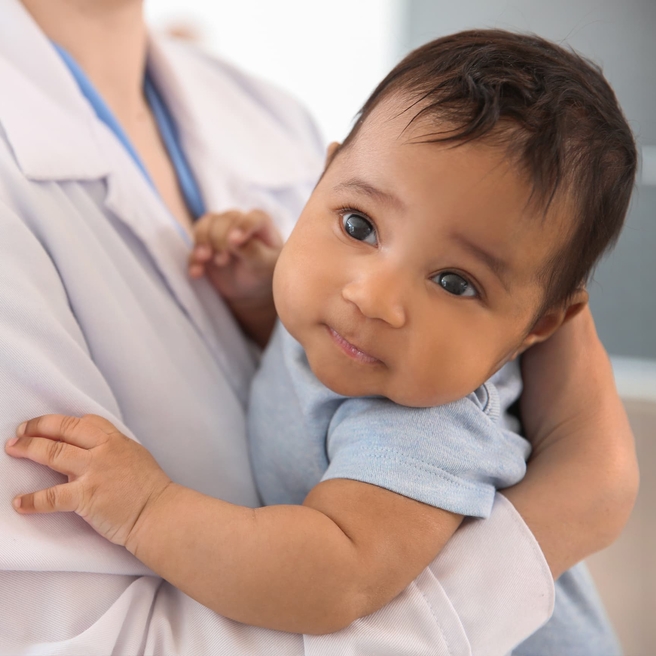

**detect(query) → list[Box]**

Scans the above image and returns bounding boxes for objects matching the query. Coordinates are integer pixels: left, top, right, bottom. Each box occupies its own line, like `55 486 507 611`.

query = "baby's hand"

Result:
189 209 282 305
5 415 172 550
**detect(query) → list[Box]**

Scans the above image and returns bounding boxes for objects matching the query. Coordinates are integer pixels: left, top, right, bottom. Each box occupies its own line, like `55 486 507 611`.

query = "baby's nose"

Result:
341 267 407 328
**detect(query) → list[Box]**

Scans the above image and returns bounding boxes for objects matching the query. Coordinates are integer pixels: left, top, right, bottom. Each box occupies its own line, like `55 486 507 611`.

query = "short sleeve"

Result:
321 389 530 518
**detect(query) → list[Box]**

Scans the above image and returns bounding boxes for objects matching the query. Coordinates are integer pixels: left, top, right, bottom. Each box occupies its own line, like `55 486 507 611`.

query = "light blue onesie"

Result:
249 323 529 515
249 323 621 654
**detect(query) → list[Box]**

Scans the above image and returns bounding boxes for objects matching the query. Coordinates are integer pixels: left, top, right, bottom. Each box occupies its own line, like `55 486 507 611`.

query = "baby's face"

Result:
273 98 572 407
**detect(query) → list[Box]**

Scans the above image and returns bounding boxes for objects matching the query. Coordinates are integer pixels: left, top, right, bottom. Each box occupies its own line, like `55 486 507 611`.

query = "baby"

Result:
7 30 636 635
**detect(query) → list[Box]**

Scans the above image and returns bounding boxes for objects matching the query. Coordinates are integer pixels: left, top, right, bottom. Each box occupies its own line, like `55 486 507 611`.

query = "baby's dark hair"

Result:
342 29 637 312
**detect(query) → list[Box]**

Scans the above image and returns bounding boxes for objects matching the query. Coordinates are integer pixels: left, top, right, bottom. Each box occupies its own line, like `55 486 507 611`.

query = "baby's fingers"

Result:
191 212 240 273
13 482 80 514
233 232 281 271
6 435 90 477
189 214 218 277
18 414 113 449
191 214 219 257
228 210 282 250
193 211 242 251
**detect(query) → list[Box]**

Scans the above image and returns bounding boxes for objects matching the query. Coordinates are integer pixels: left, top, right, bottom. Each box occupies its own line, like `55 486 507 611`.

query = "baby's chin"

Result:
305 355 382 399
382 386 471 409
306 355 470 408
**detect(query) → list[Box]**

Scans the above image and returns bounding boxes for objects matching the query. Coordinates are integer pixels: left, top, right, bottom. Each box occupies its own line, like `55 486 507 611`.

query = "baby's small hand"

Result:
5 415 172 550
189 209 282 304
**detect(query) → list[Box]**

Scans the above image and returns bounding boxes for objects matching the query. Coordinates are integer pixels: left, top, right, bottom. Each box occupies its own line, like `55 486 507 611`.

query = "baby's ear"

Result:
325 142 341 168
512 289 589 358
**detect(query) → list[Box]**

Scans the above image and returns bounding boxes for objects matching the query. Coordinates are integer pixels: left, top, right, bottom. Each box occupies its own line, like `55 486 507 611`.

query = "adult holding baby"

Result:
0 0 637 654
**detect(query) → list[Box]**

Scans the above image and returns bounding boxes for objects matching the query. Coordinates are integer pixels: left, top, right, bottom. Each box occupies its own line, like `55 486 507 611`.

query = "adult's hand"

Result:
503 306 639 579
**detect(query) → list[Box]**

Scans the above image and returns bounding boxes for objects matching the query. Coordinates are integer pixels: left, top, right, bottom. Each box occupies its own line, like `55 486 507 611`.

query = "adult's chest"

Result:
0 22 323 506
5 155 260 505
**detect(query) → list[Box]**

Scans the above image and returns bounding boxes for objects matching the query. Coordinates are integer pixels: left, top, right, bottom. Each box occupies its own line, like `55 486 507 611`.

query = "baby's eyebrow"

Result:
333 178 405 211
450 233 512 291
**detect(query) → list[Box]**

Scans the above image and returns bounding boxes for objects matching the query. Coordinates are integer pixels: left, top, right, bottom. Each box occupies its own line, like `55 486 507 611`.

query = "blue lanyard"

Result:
53 43 206 224
144 74 206 220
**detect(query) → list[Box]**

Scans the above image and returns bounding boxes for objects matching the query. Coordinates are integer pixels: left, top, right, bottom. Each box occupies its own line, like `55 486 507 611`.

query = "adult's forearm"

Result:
502 418 636 579
504 307 639 578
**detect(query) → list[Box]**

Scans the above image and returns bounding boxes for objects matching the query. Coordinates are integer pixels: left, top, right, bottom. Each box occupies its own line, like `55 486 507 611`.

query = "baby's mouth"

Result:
326 326 381 365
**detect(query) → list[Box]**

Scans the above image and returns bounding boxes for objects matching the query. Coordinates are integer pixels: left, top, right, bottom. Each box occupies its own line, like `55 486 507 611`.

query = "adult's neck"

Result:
21 0 148 121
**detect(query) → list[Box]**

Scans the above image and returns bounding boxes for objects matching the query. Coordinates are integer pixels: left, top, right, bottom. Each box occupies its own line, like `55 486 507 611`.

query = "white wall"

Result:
145 0 403 143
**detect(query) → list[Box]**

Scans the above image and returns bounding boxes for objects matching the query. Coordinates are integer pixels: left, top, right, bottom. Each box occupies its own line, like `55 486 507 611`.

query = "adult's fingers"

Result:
6 434 91 477
17 414 114 449
13 482 80 514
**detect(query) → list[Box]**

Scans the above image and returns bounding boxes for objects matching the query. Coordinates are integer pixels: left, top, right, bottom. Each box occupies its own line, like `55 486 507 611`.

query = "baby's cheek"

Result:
272 246 317 335
396 350 488 408
272 245 298 306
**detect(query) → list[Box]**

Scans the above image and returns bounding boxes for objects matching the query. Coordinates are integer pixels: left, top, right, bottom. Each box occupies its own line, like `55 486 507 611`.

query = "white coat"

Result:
0 1 554 653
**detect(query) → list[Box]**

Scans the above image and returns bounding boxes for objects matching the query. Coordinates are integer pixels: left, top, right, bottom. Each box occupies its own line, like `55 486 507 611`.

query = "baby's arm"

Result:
6 417 462 634
188 210 282 347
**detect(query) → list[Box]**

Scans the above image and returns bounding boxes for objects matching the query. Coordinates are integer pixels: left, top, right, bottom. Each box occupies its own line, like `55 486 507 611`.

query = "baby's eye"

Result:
342 212 377 245
434 272 477 297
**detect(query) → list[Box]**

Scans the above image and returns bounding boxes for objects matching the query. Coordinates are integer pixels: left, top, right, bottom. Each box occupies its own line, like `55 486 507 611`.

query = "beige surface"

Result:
587 399 656 656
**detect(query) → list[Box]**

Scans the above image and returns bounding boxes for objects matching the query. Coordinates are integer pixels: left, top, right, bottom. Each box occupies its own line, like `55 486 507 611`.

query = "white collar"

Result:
148 38 324 189
0 0 323 189
0 0 108 181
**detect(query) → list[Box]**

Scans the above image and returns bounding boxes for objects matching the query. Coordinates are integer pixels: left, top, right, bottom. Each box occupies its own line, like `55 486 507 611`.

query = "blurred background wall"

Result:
147 2 654 652
146 0 403 142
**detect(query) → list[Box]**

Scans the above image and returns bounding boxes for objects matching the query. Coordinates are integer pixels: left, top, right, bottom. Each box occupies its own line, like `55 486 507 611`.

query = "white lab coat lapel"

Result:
96 131 254 402
147 38 322 190
0 0 257 401
147 37 325 227
0 1 107 181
